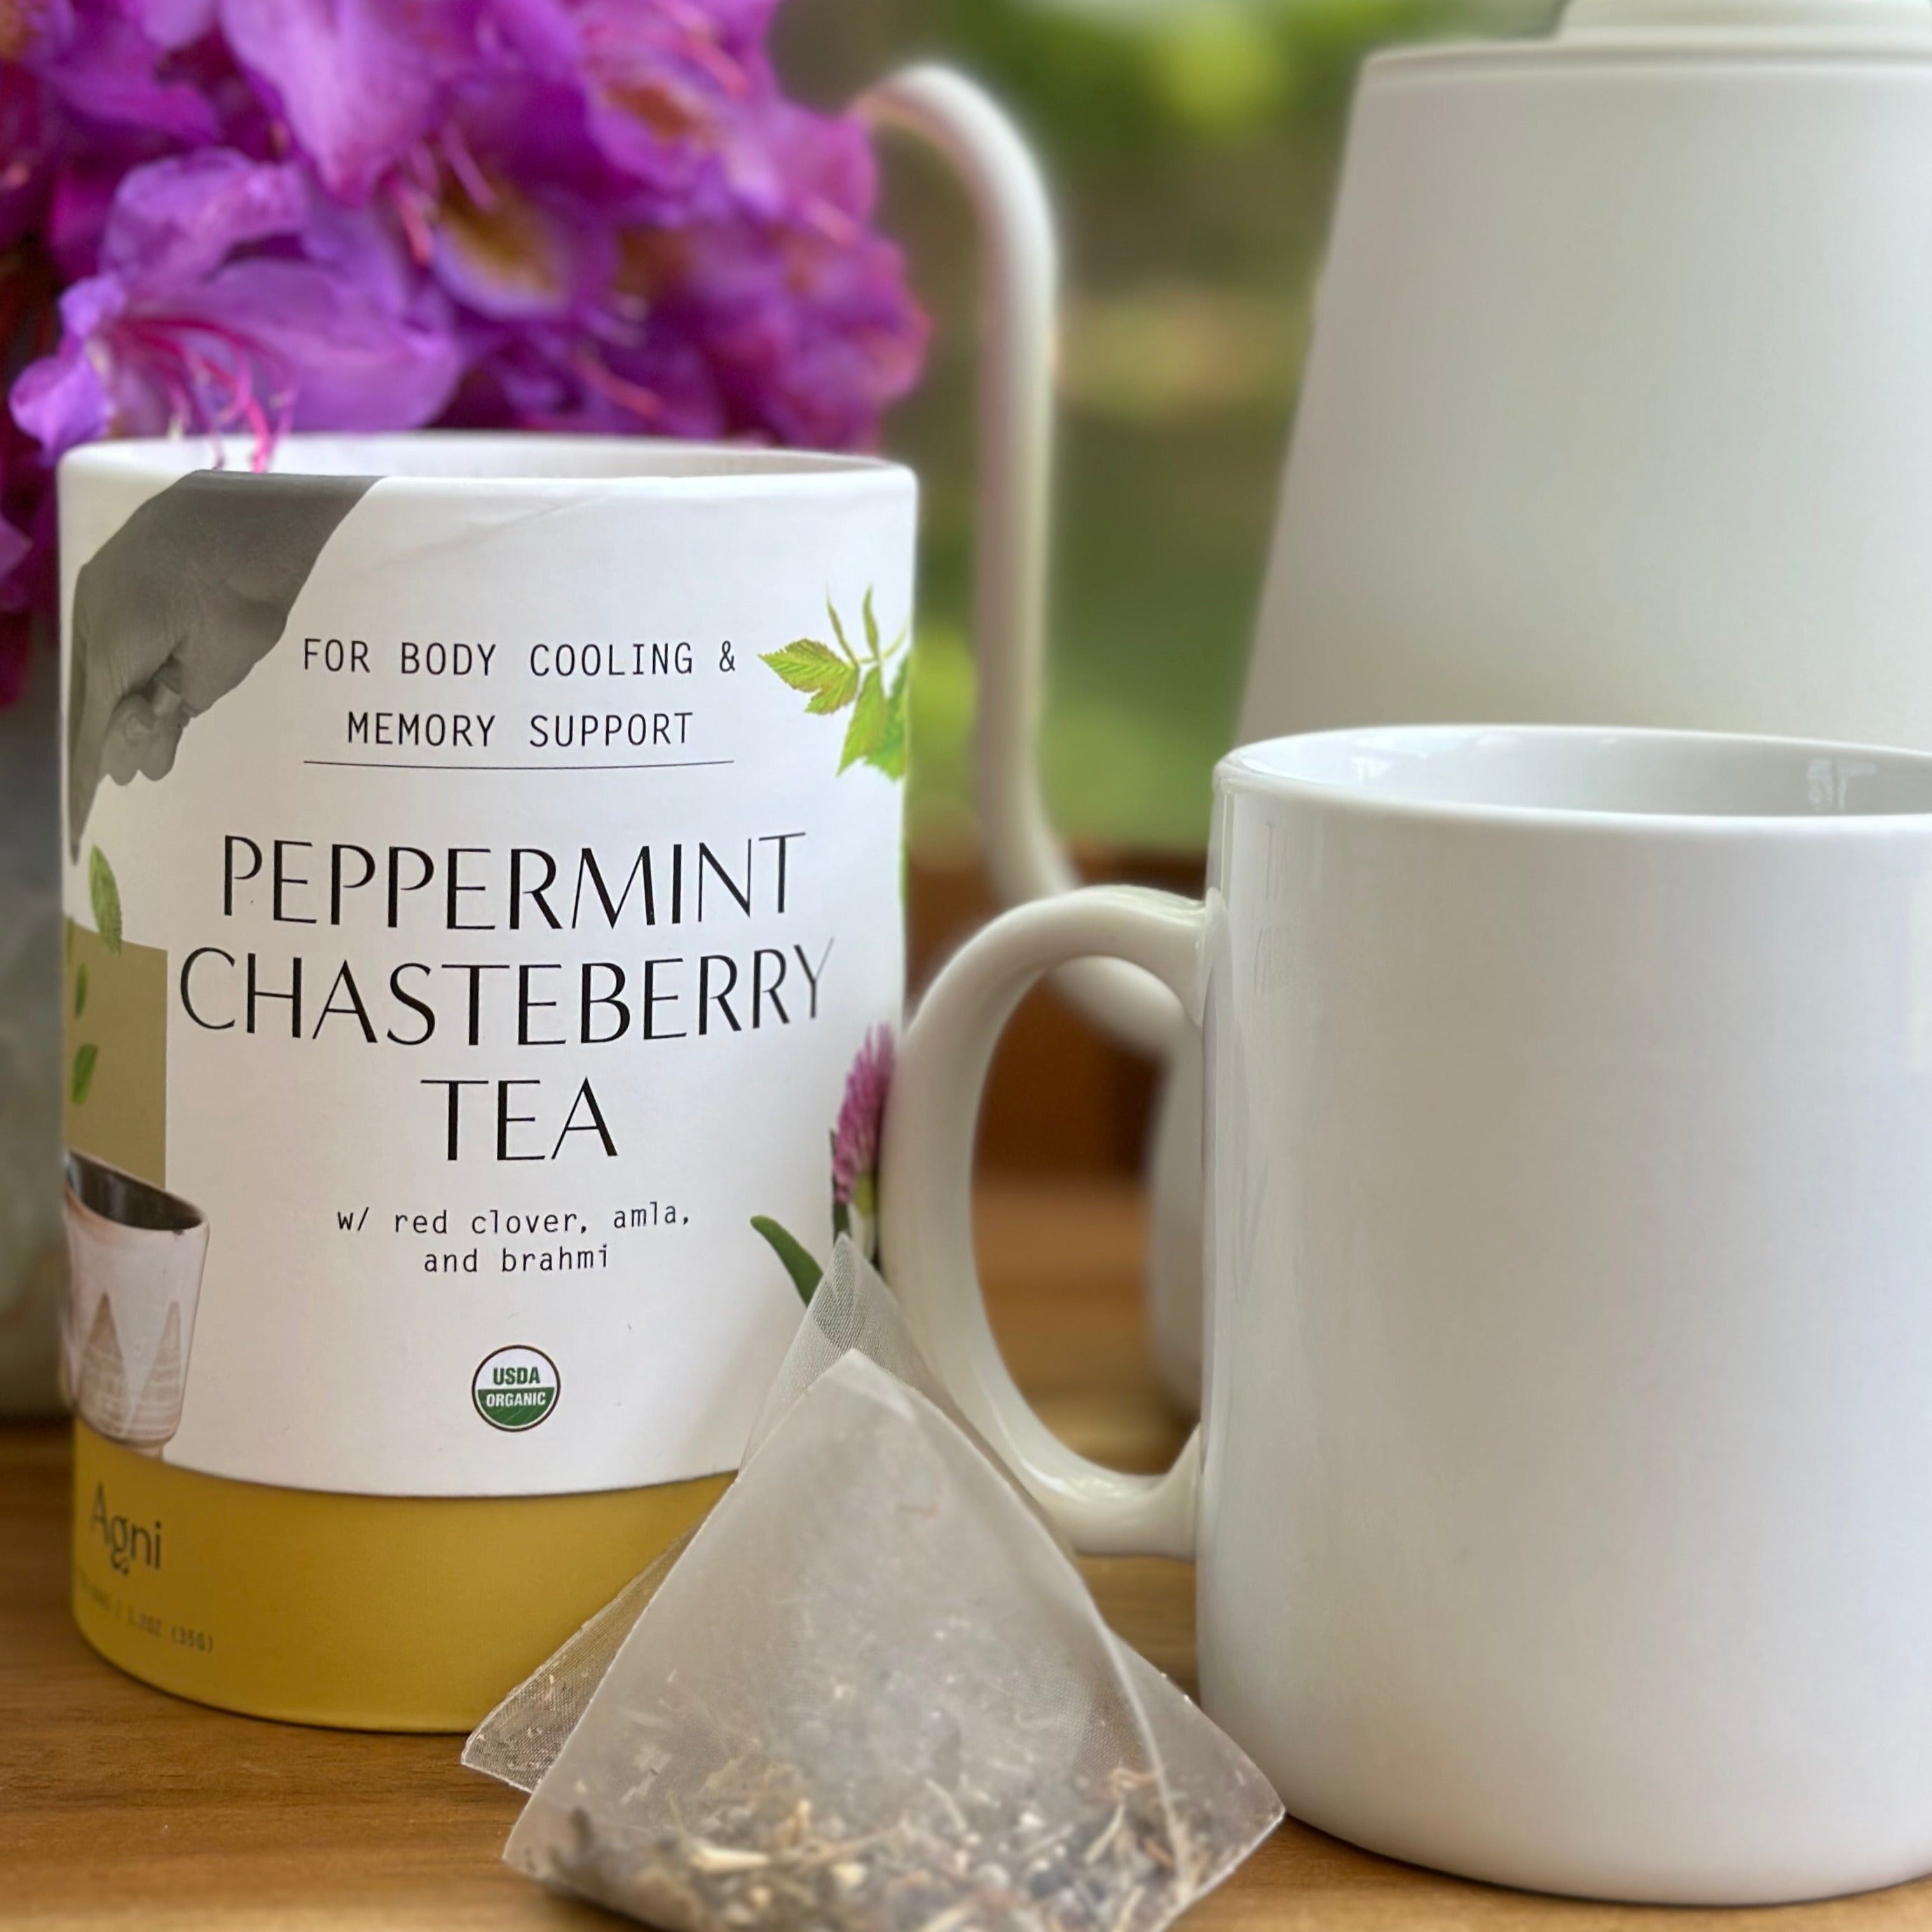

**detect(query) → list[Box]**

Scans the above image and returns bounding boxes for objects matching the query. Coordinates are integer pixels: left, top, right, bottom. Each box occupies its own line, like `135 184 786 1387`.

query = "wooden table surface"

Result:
7 1177 1932 1929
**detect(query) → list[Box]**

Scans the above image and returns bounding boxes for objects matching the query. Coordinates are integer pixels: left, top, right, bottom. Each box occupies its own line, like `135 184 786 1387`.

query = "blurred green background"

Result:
777 0 1558 856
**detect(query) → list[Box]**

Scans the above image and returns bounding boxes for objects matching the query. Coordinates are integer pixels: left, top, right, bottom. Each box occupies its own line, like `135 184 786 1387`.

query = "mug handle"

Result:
878 886 1207 1558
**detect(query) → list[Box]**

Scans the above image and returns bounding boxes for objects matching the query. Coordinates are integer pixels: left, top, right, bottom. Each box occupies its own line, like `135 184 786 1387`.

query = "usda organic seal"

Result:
473 1346 561 1432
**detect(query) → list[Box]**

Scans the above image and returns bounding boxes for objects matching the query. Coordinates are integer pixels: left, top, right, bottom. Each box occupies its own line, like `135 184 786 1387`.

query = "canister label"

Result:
58 458 910 1499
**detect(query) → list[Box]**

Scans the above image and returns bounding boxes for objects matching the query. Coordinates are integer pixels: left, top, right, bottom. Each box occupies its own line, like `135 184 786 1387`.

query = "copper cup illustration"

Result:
62 1153 208 1453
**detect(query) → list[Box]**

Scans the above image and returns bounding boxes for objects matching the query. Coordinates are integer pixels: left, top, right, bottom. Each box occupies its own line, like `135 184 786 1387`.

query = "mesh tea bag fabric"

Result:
484 1245 1281 1932
461 1530 698 1795
464 1239 996 1794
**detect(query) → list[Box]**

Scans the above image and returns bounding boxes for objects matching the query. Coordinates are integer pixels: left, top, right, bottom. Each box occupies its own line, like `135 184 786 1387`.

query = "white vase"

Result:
0 655 66 1417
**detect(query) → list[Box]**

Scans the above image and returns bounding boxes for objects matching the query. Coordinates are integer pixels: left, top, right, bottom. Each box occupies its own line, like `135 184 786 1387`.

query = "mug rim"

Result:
59 430 913 494
1219 723 1932 833
1369 39 1932 84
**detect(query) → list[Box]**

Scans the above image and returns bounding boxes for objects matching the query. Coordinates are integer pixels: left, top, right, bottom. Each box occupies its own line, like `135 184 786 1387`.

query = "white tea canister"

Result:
59 433 914 1728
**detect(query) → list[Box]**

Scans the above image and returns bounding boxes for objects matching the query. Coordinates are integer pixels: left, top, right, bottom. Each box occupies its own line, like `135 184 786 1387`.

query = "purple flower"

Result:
448 93 926 447
0 0 929 694
109 143 306 278
831 1025 894 1211
568 0 780 214
11 148 462 458
219 0 485 205
24 6 219 143
677 113 927 448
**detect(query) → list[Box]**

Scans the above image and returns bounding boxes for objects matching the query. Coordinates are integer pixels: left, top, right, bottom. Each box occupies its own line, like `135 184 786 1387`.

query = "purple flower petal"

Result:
831 1025 894 1206
100 149 307 295
483 0 577 83
37 11 219 142
432 177 609 320
13 250 463 459
659 174 928 451
10 308 114 458
57 267 128 338
296 190 423 317
186 256 464 429
219 0 484 203
444 70 619 205
566 0 779 211
132 0 219 49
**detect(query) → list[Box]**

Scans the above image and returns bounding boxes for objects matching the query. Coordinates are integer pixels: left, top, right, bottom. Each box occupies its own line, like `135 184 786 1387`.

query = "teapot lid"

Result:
1561 0 1931 33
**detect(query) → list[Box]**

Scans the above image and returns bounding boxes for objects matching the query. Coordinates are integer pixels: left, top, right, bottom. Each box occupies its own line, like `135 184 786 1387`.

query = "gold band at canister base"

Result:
70 1420 728 1732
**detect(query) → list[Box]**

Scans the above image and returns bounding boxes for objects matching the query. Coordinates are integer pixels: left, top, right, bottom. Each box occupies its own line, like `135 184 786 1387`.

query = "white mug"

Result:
882 723 1932 1906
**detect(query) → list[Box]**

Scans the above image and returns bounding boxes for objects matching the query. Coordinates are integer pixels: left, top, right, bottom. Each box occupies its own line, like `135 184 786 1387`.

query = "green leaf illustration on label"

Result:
762 589 910 782
73 961 88 1019
874 659 910 782
71 1042 98 1106
88 847 122 953
762 638 859 715
840 667 889 772
826 595 856 660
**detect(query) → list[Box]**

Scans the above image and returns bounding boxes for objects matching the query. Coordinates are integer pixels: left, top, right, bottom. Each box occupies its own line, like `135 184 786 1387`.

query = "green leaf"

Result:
73 963 88 1020
71 1043 97 1107
825 597 856 664
761 640 859 715
750 1217 823 1306
861 586 881 657
804 667 861 716
867 657 910 782
840 667 889 773
88 847 121 954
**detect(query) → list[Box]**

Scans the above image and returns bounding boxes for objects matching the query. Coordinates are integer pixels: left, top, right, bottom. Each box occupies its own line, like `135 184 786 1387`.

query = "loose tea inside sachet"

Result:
488 1243 1280 1932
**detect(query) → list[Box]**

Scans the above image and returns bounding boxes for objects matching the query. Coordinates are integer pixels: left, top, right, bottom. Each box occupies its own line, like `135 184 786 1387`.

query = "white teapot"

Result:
880 0 1932 1409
